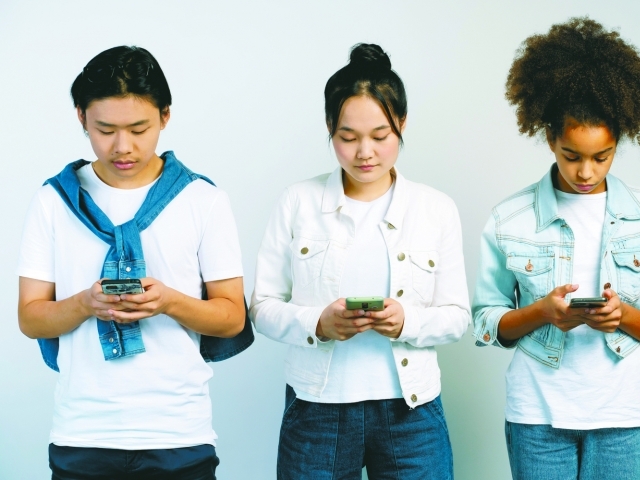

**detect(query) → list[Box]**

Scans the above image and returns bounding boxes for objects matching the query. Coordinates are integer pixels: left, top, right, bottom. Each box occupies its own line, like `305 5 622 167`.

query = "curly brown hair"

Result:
505 17 640 143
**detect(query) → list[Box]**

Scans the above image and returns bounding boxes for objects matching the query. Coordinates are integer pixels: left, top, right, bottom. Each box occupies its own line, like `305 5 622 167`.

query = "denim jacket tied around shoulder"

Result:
472 165 640 368
38 150 253 372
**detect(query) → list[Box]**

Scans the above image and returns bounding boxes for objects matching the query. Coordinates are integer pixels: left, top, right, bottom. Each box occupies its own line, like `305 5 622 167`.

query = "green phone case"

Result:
345 296 384 311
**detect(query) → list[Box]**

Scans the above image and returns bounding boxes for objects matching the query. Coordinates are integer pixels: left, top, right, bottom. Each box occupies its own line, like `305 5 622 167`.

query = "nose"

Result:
577 160 593 181
113 131 133 155
356 139 373 160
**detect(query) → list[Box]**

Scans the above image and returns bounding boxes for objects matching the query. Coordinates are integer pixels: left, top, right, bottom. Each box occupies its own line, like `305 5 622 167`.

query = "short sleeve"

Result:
198 189 244 282
16 188 56 282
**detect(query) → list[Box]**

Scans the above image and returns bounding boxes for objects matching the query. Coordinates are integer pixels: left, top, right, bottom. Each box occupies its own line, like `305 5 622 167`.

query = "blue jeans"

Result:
506 421 640 480
49 444 219 480
277 385 453 480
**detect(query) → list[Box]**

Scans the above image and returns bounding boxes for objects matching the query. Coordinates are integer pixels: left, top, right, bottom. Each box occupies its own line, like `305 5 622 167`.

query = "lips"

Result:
574 184 594 192
357 165 375 171
113 161 135 170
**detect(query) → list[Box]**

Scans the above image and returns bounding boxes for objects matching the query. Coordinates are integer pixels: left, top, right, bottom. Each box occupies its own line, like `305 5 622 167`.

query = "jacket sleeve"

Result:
249 189 326 348
394 198 471 347
471 213 518 349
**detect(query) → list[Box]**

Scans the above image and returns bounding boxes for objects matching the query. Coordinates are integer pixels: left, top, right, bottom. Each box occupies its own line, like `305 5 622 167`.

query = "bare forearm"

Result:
619 303 640 341
165 290 245 337
498 302 547 342
19 292 91 339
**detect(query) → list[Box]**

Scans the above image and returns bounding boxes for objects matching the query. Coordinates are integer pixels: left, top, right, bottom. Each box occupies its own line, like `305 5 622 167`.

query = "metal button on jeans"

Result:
401 358 408 367
307 336 314 345
397 252 406 261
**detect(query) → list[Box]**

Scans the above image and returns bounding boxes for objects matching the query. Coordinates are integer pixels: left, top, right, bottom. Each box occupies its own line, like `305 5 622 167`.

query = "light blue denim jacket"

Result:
39 151 253 372
473 165 640 368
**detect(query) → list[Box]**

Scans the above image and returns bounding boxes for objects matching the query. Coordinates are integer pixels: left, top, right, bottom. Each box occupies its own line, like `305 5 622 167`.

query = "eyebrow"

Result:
338 125 391 132
561 146 614 156
95 119 150 128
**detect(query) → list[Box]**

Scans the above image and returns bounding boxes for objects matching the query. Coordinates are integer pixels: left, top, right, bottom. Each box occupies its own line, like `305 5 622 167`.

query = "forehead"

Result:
559 121 616 151
338 95 390 128
85 95 160 122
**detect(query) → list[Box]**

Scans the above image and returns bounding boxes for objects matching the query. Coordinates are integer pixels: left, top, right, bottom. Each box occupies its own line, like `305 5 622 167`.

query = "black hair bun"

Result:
349 43 392 70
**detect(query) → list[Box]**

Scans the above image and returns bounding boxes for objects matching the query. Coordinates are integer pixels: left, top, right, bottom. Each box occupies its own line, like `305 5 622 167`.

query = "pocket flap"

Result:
612 250 640 272
409 251 439 272
290 238 329 260
506 255 553 276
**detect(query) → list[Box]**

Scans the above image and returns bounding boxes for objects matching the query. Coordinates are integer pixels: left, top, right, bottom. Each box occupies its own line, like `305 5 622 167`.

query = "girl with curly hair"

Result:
251 43 470 479
473 17 640 480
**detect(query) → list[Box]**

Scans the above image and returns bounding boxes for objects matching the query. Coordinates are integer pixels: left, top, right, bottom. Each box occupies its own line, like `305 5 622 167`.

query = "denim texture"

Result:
49 443 219 480
473 165 640 368
39 151 253 371
277 385 453 480
505 421 640 480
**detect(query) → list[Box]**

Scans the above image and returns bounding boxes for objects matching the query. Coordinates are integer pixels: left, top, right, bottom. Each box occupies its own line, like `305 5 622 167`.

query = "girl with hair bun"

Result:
251 43 470 479
473 18 640 480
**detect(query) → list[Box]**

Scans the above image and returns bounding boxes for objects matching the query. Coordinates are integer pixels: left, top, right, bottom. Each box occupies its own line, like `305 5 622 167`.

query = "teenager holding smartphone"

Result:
251 43 470 479
17 46 251 479
472 18 640 480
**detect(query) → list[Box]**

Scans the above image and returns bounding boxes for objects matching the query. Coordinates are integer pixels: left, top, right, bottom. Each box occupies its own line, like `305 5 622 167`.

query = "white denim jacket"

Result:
250 167 470 407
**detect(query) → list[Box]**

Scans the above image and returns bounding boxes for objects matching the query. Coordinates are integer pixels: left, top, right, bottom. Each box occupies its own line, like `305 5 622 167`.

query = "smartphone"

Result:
345 296 384 311
101 279 144 295
569 297 607 308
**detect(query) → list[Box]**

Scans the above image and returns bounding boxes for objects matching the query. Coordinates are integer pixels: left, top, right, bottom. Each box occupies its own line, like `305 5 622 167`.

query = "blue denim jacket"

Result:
473 165 640 368
39 151 253 372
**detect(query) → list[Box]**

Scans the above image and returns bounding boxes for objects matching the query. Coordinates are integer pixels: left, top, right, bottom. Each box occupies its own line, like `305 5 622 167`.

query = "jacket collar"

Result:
535 163 640 232
321 166 409 230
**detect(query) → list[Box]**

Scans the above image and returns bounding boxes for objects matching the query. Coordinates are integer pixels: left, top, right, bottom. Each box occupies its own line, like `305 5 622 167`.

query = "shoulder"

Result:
399 176 460 217
491 182 538 221
284 173 332 197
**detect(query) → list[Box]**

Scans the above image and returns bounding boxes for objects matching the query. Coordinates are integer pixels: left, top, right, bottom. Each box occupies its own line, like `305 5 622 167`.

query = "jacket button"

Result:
397 289 404 297
397 252 406 261
401 358 408 367
428 260 435 268
307 336 314 345
411 394 417 402
604 283 611 290
616 346 621 353
301 247 309 255
525 260 533 272
483 333 490 342
635 256 640 267
387 223 395 230
109 337 114 343
112 348 118 355
125 266 131 272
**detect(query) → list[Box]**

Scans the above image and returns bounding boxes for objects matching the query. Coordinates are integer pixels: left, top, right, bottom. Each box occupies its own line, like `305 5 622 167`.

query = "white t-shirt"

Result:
17 163 243 449
506 190 640 429
296 184 403 403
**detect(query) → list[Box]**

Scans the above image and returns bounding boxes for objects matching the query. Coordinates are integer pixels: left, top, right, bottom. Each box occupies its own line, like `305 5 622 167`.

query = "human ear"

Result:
160 107 170 129
77 107 86 130
545 126 555 152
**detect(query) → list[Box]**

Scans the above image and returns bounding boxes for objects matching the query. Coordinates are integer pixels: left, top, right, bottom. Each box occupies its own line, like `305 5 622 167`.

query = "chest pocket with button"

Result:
409 251 439 302
611 250 640 303
506 254 554 301
289 238 330 289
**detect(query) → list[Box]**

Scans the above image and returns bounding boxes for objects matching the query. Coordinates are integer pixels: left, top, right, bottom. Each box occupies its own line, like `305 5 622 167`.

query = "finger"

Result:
108 309 149 323
365 309 392 320
341 309 365 318
139 278 152 288
349 317 375 328
118 293 148 304
555 284 579 298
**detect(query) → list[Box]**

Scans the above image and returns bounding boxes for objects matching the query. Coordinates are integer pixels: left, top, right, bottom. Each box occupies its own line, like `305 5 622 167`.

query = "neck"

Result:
343 169 393 201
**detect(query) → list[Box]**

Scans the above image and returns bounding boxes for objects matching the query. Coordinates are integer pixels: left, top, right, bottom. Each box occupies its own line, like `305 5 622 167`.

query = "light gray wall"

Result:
2 1 640 479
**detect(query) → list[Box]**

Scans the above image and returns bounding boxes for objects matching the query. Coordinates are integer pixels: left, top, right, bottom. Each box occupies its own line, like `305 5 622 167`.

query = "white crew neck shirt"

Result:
506 189 640 429
296 184 403 403
17 163 243 448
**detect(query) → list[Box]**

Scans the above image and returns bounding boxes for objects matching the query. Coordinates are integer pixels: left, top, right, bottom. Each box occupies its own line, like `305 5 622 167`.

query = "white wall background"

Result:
2 1 640 478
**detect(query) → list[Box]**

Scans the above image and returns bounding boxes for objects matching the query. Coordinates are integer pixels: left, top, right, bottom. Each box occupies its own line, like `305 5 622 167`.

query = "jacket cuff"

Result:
392 305 419 343
301 306 330 348
474 306 516 349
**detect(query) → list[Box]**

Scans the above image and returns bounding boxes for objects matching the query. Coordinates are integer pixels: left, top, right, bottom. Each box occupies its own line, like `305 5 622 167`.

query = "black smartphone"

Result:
569 297 607 308
101 279 144 295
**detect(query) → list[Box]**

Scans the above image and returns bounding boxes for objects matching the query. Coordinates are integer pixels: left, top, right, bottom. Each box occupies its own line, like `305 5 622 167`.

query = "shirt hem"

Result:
49 434 217 449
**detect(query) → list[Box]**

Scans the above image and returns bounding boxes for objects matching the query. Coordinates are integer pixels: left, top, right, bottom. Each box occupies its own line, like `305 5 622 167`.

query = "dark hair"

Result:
325 43 407 143
71 46 171 115
506 17 640 143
